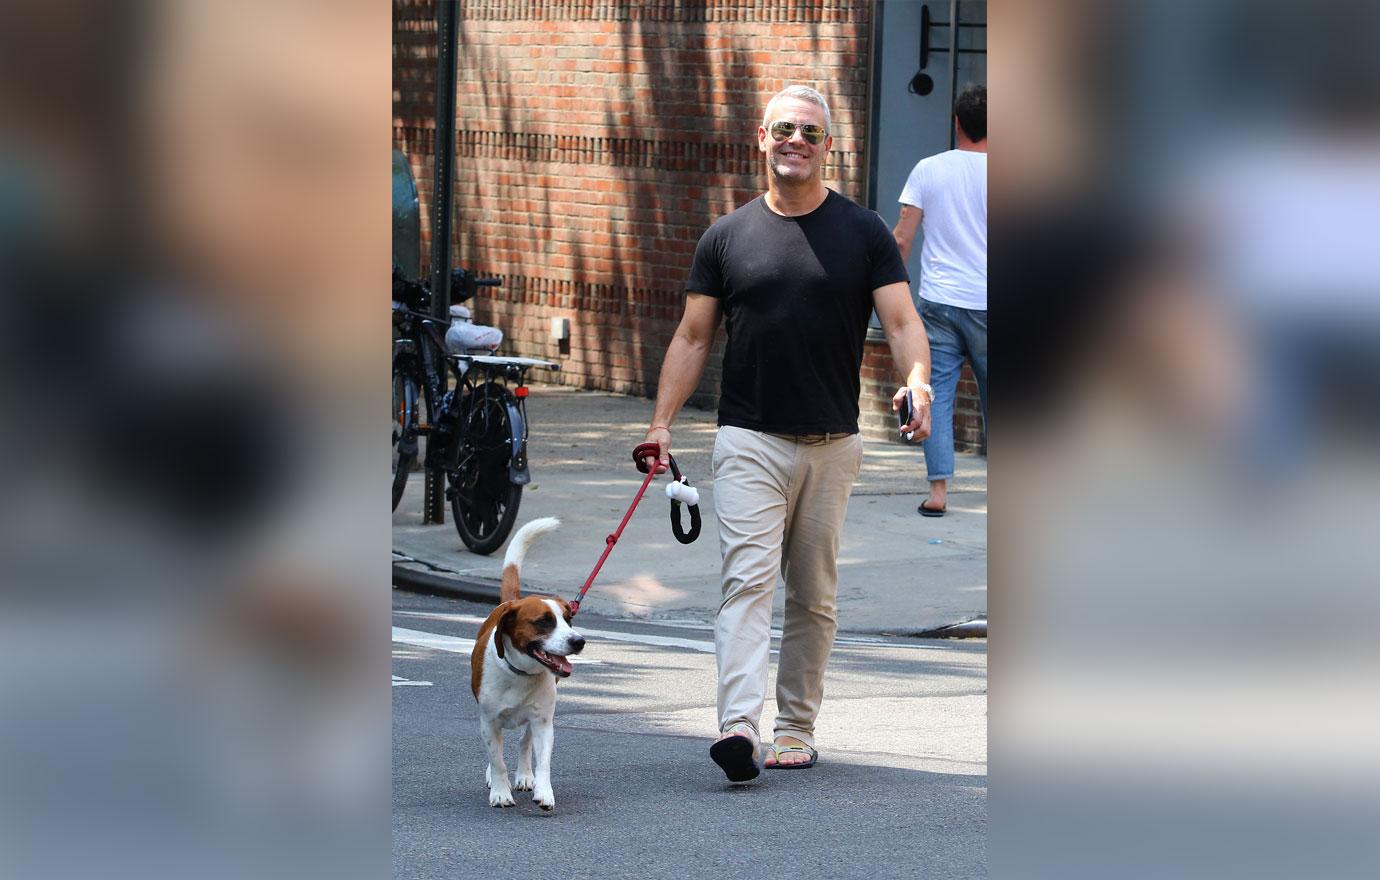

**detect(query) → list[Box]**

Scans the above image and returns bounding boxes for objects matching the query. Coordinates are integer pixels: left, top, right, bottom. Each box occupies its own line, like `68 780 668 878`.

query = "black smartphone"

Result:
897 389 914 438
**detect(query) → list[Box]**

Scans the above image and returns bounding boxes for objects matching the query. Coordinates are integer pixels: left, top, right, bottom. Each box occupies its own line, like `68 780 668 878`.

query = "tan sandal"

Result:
765 740 818 769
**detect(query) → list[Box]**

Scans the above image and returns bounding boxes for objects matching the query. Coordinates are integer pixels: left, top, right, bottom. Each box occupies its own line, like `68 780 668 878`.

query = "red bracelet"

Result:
649 425 671 433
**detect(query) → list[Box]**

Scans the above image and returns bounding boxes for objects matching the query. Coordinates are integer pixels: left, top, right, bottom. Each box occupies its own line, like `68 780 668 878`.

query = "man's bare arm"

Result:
873 280 933 440
645 293 723 465
892 204 923 264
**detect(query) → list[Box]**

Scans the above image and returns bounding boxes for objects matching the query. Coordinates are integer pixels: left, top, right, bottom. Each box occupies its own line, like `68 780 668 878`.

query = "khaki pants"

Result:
711 426 863 749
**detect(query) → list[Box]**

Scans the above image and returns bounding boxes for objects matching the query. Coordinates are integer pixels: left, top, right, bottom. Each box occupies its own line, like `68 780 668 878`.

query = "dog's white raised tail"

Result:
500 517 560 602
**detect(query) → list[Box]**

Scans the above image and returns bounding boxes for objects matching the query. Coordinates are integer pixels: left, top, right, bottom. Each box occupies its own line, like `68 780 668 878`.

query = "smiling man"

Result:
642 85 933 781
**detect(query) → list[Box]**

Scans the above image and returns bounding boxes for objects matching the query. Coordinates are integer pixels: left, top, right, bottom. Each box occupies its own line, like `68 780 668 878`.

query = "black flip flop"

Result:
710 733 760 783
918 501 946 517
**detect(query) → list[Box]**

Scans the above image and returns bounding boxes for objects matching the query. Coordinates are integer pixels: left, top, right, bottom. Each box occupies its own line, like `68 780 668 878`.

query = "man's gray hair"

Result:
762 85 831 132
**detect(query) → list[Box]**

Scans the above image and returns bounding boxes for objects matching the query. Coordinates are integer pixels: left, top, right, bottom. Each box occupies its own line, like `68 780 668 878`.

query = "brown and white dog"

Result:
470 516 584 810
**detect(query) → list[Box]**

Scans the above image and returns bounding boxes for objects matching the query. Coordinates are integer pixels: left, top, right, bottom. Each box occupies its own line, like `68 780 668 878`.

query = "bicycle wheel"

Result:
392 367 419 511
449 383 522 554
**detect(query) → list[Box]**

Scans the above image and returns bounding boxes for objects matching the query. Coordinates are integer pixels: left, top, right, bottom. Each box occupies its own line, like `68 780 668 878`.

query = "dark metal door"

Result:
868 1 987 308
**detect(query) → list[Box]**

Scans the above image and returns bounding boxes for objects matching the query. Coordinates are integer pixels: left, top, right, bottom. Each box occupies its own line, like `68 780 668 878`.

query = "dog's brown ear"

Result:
493 603 517 659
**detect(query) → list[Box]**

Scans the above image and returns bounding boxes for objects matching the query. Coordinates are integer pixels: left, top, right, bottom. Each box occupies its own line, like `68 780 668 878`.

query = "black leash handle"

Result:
663 455 701 545
670 493 701 544
632 444 701 544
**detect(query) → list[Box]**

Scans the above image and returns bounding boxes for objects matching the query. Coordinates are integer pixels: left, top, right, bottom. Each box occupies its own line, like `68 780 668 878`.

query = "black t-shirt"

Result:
687 189 909 434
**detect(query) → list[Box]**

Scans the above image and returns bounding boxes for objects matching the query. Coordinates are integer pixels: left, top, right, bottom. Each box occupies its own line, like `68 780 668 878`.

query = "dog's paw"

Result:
512 772 536 791
488 787 516 808
533 786 555 811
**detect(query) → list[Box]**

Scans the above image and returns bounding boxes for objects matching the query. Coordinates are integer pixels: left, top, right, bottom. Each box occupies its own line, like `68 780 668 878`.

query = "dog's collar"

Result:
500 650 539 676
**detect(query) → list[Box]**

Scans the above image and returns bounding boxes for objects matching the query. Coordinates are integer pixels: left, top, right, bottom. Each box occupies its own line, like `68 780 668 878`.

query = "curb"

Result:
392 562 501 605
909 617 988 639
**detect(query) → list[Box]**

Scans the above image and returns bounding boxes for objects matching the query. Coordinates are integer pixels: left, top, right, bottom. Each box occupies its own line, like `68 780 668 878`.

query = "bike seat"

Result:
445 320 503 354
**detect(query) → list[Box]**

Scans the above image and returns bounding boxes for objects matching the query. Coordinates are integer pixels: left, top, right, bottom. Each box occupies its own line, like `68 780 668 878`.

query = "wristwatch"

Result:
913 382 934 405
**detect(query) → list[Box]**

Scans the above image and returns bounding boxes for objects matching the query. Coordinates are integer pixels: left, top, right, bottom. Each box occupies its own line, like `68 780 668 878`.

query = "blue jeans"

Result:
919 299 987 481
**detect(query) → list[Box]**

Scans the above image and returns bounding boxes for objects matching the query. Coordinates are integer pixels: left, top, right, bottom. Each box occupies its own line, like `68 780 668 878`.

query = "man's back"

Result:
900 149 987 310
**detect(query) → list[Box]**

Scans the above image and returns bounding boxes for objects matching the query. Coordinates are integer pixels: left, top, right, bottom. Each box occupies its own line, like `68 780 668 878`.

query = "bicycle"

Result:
392 264 559 554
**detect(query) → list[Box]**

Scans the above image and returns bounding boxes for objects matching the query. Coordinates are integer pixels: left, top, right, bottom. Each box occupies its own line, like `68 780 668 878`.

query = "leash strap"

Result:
569 442 701 616
568 446 663 617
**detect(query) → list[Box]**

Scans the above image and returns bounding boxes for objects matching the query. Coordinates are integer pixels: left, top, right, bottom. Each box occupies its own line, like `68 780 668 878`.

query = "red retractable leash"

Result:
568 441 701 617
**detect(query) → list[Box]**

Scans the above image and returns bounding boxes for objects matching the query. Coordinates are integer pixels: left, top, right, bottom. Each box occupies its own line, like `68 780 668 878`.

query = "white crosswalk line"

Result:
393 616 716 653
392 610 924 652
391 626 600 663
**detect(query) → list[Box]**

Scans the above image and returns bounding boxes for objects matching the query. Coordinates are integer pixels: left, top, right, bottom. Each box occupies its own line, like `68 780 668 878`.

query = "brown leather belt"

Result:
765 431 846 446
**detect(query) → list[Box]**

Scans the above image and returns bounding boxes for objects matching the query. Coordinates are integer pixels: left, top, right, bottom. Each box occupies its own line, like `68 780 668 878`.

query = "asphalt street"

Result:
393 590 987 879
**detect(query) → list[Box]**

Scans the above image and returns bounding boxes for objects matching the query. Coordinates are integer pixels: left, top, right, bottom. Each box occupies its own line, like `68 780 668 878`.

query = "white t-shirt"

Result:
898 149 987 310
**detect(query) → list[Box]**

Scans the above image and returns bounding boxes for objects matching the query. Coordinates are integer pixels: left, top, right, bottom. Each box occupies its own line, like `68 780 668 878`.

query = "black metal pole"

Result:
948 0 959 150
424 0 460 525
864 0 884 211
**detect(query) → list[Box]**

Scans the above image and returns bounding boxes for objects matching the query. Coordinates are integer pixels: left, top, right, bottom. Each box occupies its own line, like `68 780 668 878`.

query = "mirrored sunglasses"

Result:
768 121 827 145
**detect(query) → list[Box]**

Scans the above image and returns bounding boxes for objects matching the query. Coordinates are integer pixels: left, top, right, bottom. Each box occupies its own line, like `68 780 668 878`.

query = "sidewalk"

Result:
392 385 986 636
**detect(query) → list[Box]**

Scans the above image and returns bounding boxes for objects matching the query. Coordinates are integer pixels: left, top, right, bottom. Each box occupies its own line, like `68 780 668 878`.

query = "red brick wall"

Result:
393 0 983 452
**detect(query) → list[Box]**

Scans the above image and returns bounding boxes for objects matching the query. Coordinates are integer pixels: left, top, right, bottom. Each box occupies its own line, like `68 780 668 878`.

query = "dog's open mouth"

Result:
529 647 573 678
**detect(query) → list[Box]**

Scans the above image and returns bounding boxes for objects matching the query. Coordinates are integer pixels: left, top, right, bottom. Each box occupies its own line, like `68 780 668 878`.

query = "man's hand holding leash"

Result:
644 424 672 471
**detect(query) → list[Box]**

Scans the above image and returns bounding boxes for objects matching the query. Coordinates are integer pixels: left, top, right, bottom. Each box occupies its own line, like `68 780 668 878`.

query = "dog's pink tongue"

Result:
555 656 573 676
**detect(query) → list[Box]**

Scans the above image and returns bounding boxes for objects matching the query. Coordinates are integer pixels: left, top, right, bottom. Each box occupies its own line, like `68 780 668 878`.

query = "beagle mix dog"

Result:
470 517 584 810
